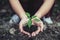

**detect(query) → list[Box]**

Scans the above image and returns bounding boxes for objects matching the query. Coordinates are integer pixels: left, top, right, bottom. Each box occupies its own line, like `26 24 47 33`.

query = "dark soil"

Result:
23 25 37 33
0 22 60 40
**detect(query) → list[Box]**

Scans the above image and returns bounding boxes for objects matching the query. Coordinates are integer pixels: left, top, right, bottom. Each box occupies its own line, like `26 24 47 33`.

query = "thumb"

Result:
19 22 24 32
19 22 30 36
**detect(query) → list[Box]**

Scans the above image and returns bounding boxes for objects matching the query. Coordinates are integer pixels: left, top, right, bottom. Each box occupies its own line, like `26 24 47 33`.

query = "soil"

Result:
0 21 60 40
0 8 60 40
23 25 37 33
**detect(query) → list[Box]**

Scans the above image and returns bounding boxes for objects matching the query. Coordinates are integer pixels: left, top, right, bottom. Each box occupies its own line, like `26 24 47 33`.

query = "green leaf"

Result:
32 16 40 22
26 12 30 18
34 18 40 22
27 19 32 28
32 16 37 19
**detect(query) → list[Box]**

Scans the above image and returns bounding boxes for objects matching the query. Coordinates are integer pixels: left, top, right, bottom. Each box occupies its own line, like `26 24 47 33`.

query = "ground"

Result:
0 11 60 40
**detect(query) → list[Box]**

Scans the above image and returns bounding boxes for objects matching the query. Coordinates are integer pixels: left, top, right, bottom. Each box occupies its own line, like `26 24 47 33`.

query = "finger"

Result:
40 22 44 32
31 27 41 36
19 22 30 36
31 32 36 36
22 31 30 36
35 26 41 34
19 22 23 32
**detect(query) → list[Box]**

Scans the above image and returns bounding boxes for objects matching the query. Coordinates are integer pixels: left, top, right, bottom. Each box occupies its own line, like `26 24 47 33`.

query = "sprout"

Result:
26 12 41 28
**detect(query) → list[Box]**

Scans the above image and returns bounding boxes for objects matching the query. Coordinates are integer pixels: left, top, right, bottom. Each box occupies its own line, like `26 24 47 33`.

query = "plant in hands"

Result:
25 12 44 37
19 12 44 37
26 12 41 28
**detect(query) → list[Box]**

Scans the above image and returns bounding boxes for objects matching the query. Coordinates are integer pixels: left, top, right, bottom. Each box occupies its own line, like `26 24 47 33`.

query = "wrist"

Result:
19 13 28 19
19 16 27 20
34 13 41 18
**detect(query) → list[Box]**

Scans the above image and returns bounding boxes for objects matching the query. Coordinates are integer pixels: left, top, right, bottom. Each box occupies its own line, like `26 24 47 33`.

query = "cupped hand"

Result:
19 17 44 37
19 18 31 37
31 18 44 37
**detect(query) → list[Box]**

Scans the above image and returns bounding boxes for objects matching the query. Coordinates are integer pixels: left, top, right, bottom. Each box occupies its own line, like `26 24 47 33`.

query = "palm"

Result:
31 19 44 36
19 19 31 37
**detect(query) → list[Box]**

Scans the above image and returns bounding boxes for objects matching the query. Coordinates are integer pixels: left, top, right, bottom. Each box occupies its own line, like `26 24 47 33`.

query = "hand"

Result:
31 18 44 37
19 18 31 37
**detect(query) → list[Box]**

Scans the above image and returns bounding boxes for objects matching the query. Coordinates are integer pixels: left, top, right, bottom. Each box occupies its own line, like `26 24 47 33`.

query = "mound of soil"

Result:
23 25 38 33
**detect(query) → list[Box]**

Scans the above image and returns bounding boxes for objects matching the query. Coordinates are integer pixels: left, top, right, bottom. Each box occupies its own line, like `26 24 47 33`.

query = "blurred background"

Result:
0 0 60 22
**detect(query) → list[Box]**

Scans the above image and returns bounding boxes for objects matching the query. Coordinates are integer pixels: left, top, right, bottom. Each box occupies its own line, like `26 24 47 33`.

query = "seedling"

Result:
26 12 41 28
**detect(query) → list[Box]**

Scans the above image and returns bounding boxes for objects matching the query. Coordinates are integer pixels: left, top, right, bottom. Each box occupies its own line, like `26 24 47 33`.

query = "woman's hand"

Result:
31 18 44 36
19 18 31 37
